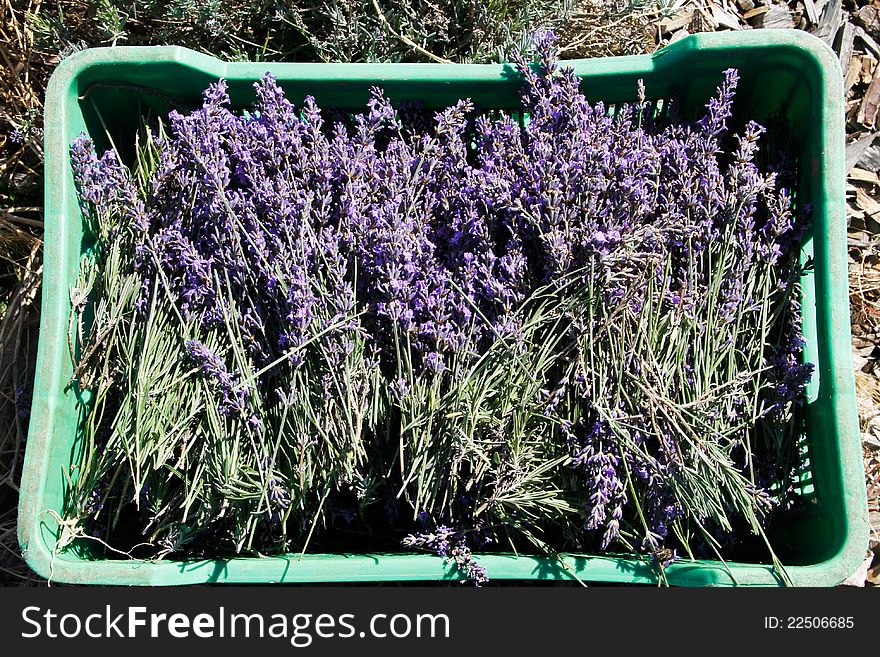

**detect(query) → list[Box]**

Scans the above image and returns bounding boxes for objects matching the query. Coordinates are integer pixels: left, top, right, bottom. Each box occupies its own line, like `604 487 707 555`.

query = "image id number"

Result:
764 617 854 629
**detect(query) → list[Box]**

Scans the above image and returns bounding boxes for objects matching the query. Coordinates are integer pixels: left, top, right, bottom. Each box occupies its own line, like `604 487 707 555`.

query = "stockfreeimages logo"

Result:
21 606 451 646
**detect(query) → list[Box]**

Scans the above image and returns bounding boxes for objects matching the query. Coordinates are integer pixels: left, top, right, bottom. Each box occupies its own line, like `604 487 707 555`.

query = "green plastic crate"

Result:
19 29 869 585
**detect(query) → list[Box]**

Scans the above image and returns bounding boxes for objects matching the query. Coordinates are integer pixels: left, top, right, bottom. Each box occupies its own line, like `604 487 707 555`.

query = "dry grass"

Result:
0 221 41 585
0 0 44 585
0 229 41 585
1 1 47 209
556 0 659 58
850 252 880 332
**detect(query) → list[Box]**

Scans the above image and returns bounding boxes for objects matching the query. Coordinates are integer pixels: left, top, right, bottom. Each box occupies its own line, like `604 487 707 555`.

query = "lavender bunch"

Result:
391 34 810 577
66 33 812 584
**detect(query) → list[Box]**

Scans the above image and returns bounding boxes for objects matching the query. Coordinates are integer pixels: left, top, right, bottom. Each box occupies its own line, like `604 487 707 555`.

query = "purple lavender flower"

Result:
185 340 249 417
403 526 488 585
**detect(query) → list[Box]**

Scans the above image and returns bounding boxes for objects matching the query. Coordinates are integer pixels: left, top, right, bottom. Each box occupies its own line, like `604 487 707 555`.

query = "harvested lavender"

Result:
66 33 812 584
